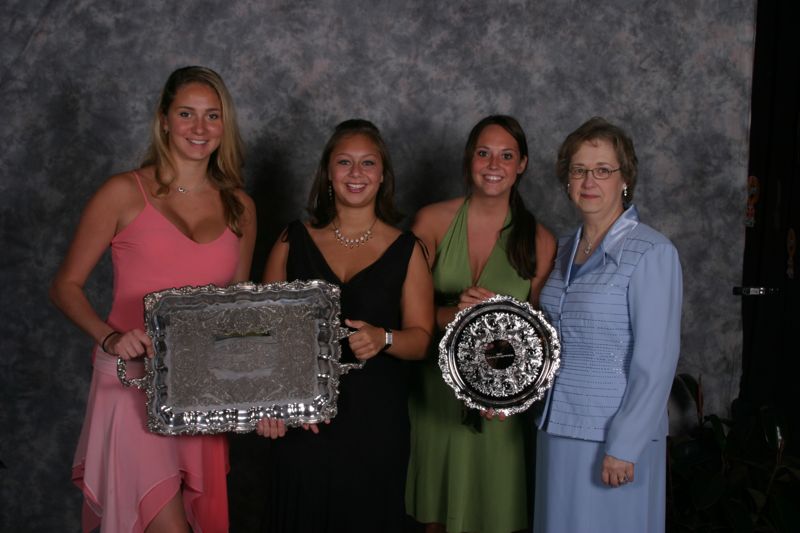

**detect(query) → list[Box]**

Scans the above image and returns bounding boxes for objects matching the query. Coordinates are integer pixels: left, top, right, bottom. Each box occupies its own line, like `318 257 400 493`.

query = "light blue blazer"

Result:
537 206 683 463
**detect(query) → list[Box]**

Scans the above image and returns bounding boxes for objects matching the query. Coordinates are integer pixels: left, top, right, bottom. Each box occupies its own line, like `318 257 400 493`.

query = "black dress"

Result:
261 221 417 533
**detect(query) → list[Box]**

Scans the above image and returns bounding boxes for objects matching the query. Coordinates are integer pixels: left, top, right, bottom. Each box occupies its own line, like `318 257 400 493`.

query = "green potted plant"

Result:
667 374 800 532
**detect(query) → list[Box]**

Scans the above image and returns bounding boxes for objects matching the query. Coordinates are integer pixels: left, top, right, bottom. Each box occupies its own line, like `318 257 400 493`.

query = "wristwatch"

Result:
384 328 393 349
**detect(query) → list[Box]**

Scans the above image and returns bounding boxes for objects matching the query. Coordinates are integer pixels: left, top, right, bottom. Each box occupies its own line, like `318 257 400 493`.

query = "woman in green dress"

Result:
406 115 556 533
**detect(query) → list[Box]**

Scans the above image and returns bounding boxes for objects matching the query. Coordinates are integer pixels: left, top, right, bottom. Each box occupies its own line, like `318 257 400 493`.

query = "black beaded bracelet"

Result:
101 330 120 354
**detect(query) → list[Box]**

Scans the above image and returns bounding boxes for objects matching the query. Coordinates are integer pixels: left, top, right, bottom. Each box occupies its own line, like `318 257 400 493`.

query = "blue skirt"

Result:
533 431 666 533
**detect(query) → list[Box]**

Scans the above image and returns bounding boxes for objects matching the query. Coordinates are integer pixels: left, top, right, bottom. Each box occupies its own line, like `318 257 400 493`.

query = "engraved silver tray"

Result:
117 280 355 435
439 295 560 416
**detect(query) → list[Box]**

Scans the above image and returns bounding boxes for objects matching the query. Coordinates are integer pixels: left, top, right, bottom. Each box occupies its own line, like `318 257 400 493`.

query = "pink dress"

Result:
72 171 240 532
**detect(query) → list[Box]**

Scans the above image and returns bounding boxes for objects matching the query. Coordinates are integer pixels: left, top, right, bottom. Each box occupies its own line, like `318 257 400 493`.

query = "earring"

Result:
328 184 333 201
623 184 629 199
567 182 571 192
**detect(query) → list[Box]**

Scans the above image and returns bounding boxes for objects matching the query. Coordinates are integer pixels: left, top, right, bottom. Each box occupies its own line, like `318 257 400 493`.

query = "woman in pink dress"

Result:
49 66 256 533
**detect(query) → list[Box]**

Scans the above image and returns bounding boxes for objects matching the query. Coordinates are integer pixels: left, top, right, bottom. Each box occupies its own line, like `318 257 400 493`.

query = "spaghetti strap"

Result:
130 171 150 205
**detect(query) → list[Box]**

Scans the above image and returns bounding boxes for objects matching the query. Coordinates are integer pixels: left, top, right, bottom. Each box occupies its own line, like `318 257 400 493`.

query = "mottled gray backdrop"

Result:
1 1 754 530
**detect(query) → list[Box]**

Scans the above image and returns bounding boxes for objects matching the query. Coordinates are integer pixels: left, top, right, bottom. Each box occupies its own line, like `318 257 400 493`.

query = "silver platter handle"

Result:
336 326 366 374
116 357 149 389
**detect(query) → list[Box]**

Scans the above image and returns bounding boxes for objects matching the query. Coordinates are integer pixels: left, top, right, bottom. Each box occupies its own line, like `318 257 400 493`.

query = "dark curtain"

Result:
738 0 800 450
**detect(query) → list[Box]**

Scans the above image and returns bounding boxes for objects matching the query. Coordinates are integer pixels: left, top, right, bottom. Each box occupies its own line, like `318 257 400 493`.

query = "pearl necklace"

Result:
333 219 377 248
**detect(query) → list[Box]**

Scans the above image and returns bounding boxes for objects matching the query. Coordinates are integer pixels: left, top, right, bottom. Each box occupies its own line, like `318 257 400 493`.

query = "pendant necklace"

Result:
174 179 207 194
582 225 607 255
582 235 593 255
333 218 377 248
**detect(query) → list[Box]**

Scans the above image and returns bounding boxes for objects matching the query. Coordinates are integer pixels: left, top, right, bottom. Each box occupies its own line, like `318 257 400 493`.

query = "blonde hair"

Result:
142 66 246 235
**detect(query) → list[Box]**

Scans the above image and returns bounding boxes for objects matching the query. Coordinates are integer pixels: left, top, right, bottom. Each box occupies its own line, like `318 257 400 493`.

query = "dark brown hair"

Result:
307 119 401 227
463 115 538 280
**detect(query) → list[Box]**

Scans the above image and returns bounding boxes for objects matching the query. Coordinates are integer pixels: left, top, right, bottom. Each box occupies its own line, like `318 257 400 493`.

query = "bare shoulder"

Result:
534 222 557 263
98 169 142 198
233 188 257 225
263 224 291 283
302 220 326 241
72 169 147 234
413 196 464 236
535 222 556 248
529 222 558 306
89 169 148 215
233 188 255 209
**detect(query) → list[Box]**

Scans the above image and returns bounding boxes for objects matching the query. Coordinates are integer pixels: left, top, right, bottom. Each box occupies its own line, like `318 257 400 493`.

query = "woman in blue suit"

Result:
534 117 682 533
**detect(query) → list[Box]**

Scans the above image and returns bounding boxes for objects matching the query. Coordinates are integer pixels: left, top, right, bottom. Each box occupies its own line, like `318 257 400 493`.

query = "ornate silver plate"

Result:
117 280 355 435
439 295 560 416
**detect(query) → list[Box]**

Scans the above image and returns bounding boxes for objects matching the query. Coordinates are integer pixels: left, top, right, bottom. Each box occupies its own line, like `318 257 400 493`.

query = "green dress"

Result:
406 199 532 533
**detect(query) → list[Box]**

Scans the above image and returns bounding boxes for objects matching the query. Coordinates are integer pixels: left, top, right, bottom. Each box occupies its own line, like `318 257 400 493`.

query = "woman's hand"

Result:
480 408 507 421
103 329 154 360
601 454 634 488
344 319 387 361
256 418 286 439
301 420 329 433
255 418 329 439
458 286 496 311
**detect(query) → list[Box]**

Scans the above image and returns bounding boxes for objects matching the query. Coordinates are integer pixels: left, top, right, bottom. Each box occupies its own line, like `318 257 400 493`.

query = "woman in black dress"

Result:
256 119 434 532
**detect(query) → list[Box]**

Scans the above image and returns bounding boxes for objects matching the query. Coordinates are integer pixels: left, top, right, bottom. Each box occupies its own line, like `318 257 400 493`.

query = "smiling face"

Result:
328 133 384 209
470 124 528 199
162 82 223 164
568 138 626 220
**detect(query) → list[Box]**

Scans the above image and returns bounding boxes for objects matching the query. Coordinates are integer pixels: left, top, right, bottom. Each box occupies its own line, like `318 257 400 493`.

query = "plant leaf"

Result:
766 490 800 533
707 414 728 451
690 471 726 510
676 373 700 407
759 407 783 450
746 488 766 513
724 499 754 533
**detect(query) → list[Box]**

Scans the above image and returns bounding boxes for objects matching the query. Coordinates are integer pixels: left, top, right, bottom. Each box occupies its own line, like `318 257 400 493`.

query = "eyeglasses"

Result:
568 167 620 180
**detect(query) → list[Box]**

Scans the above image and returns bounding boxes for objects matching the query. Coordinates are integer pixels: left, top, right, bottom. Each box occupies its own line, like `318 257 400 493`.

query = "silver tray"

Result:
117 280 355 435
439 295 560 416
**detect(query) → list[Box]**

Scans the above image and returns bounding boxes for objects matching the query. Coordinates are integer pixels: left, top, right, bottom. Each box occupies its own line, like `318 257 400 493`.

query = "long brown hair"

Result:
307 119 401 227
142 66 246 235
463 115 538 279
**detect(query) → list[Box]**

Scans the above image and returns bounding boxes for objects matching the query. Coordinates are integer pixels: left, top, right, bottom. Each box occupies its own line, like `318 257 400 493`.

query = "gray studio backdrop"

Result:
1 1 754 530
